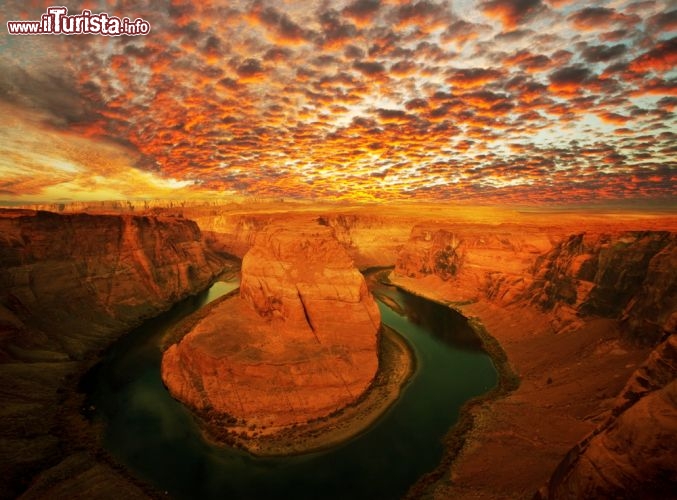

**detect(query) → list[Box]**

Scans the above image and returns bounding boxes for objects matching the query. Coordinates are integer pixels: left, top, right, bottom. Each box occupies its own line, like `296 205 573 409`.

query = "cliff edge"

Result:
390 224 676 499
540 334 676 499
0 209 224 499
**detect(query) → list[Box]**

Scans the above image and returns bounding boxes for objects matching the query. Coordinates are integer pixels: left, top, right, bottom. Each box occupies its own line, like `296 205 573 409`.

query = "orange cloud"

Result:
446 68 505 89
0 0 673 205
480 0 547 30
568 6 640 31
629 38 677 74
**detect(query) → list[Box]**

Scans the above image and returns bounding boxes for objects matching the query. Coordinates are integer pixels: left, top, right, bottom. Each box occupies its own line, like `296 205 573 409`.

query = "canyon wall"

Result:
541 334 676 498
189 210 415 268
0 209 225 499
394 225 675 342
0 210 224 358
394 222 554 303
162 222 381 433
523 231 676 343
4 206 674 497
192 212 273 259
537 235 676 498
392 223 676 498
315 214 414 269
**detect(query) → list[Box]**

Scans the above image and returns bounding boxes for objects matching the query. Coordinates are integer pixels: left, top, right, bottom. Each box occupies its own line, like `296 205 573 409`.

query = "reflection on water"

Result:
389 289 483 352
83 274 497 500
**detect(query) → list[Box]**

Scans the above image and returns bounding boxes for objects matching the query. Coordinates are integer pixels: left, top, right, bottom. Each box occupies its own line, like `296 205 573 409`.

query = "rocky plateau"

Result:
161 221 381 437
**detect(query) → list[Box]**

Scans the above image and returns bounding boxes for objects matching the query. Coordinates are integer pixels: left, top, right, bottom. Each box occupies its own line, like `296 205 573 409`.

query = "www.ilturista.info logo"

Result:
7 6 151 36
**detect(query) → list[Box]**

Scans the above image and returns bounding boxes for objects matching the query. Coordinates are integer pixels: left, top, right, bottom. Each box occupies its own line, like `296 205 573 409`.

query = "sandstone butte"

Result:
161 221 381 434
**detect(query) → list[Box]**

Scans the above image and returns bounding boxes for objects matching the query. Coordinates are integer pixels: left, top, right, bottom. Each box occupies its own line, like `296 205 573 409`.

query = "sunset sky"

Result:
0 0 675 204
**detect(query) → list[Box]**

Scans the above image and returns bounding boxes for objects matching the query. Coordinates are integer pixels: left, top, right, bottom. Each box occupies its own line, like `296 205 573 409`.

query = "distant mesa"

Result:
161 222 381 448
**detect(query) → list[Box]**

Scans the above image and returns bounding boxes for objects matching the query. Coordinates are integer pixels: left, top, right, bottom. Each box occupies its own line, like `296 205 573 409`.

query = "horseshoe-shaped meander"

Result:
82 271 497 499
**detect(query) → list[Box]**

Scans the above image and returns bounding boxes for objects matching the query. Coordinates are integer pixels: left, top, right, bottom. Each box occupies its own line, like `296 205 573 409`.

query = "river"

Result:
82 273 497 499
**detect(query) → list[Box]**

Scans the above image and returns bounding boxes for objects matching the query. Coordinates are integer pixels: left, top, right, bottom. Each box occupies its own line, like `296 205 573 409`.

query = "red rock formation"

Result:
525 231 675 342
4 204 674 497
395 226 466 280
392 223 677 498
162 223 381 430
394 227 675 341
191 210 415 268
0 210 224 358
315 214 414 268
541 334 677 499
193 213 273 259
0 209 224 499
393 223 552 304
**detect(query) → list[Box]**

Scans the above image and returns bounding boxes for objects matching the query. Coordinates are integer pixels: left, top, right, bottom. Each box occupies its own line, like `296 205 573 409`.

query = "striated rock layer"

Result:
541 334 677 499
394 222 554 303
395 226 676 342
162 222 381 430
524 231 676 343
0 209 225 499
192 210 415 269
0 209 224 359
390 224 677 498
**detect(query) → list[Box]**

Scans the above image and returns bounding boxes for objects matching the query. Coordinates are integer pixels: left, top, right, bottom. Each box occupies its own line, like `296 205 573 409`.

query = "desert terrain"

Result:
3 0 675 497
0 201 675 499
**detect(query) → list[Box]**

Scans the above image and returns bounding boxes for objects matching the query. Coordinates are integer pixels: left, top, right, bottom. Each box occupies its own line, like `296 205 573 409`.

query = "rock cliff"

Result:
525 231 675 342
162 222 381 434
541 334 677 499
0 210 224 359
315 213 414 268
393 222 552 303
188 209 415 268
392 223 676 498
0 209 224 499
192 212 273 259
394 227 675 342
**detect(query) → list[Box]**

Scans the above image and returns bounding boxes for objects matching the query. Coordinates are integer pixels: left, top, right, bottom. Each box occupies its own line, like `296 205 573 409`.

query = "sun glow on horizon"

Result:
0 0 675 206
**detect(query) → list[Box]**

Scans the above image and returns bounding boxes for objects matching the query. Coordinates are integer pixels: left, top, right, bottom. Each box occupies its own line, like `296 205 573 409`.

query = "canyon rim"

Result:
2 0 676 497
1 204 675 499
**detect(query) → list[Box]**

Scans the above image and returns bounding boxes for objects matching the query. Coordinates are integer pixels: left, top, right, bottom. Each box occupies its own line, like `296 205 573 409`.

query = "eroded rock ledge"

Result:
161 222 398 453
389 225 676 499
540 334 677 499
0 209 225 500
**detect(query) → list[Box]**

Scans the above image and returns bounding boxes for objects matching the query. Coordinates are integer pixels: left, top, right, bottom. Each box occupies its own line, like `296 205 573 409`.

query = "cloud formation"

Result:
0 0 675 204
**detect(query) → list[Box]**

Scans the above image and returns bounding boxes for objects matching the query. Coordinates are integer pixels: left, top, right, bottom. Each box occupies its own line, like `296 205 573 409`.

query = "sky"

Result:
0 0 675 205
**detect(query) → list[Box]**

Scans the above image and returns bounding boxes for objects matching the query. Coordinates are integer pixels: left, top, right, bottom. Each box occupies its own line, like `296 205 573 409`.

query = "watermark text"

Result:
7 6 151 36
